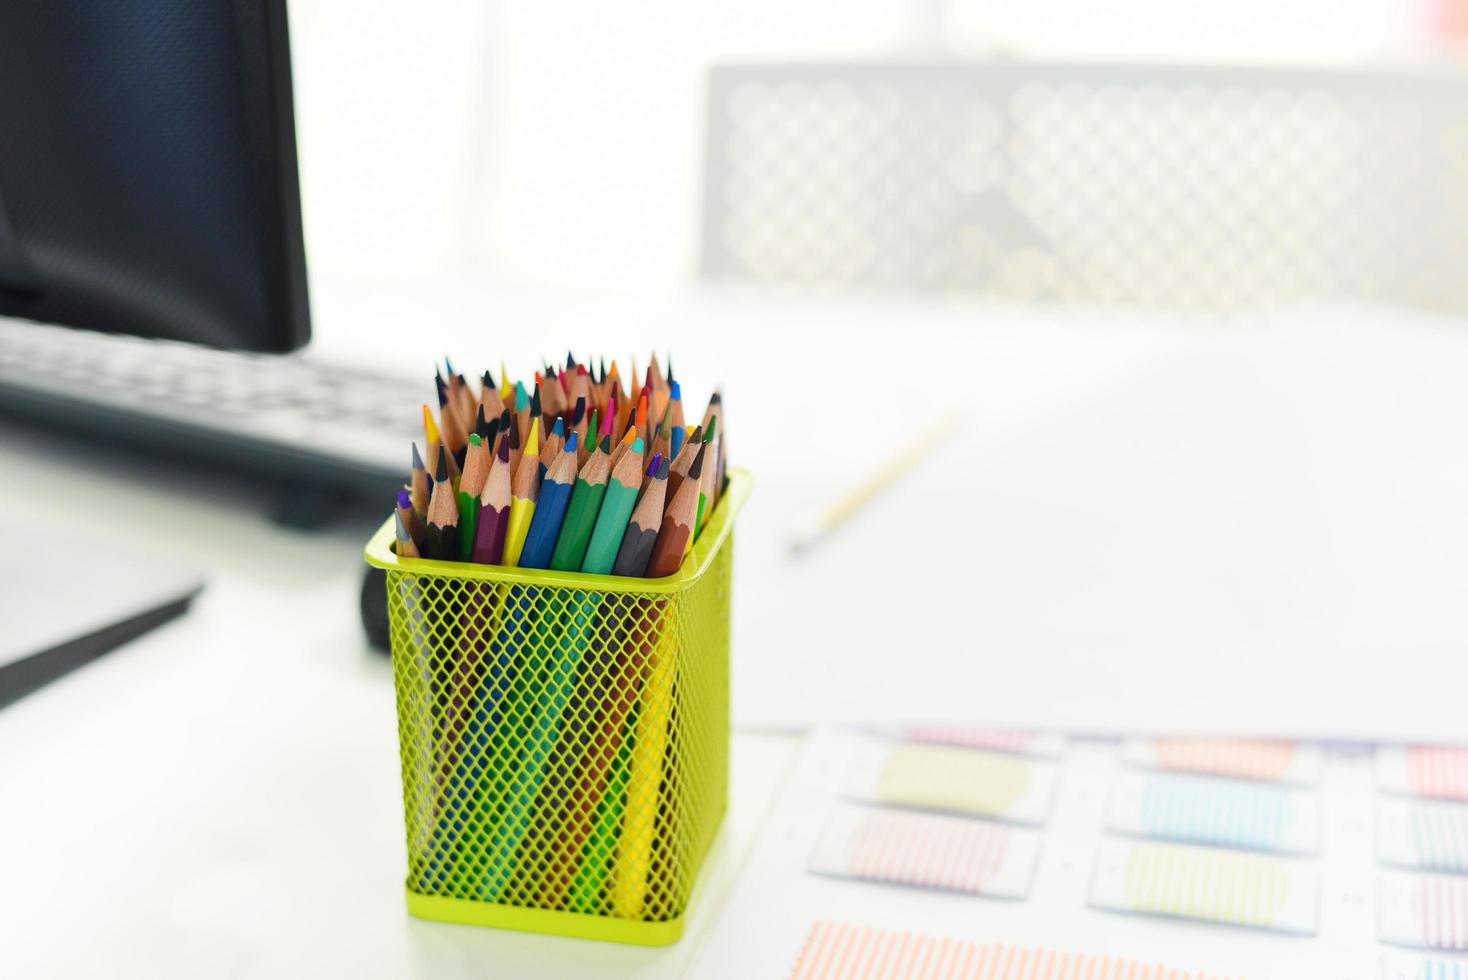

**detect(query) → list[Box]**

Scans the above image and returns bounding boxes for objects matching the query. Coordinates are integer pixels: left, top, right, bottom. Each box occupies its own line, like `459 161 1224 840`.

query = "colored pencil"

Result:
570 397 589 466
396 488 425 550
538 417 565 483
668 381 685 460
504 427 542 568
518 432 578 569
694 422 718 542
394 510 421 559
581 438 644 575
612 456 669 577
457 432 490 558
425 447 460 562
409 443 430 518
645 443 703 577
470 437 513 564
549 435 612 572
422 403 460 483
666 424 702 505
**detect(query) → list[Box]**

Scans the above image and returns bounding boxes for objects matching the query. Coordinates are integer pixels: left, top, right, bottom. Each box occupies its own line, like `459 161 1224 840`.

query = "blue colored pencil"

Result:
518 432 578 569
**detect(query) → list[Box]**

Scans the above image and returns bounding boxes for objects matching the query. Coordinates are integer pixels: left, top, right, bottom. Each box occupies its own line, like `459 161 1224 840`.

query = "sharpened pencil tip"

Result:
435 447 448 482
396 488 412 509
497 436 510 461
564 431 578 454
689 442 706 479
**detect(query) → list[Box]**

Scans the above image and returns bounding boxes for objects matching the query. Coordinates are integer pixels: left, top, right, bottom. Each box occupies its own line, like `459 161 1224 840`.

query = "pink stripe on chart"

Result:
1151 737 1295 782
847 810 1010 895
904 725 1036 754
786 922 1235 979
1408 746 1468 802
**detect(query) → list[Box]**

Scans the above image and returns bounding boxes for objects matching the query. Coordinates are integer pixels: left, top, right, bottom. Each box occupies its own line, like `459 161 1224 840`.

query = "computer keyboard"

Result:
0 317 430 504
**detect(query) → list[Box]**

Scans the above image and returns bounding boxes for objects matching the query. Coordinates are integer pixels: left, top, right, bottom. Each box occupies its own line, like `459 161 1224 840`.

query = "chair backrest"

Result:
702 61 1468 313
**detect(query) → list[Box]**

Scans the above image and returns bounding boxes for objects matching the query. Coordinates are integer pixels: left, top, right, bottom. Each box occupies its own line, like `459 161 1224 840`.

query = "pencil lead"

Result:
647 452 662 476
508 420 521 449
689 442 707 479
600 433 612 453
482 368 495 392
670 380 681 401
599 357 607 381
394 511 412 544
566 351 577 371
632 437 645 453
435 446 449 482
529 386 541 417
666 356 674 385
468 432 481 448
485 415 501 447
411 442 424 471
497 434 510 462
710 390 722 405
396 488 412 509
444 356 456 375
475 406 488 439
551 417 565 438
572 396 586 424
703 416 718 441
434 374 449 407
689 424 703 444
657 457 670 479
514 380 529 412
564 430 578 454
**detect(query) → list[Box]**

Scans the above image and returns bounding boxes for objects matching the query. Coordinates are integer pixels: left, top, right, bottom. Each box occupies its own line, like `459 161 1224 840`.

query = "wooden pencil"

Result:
668 381 686 460
503 426 543 568
409 443 430 518
612 456 669 577
580 438 644 575
395 490 425 552
393 510 421 559
538 417 565 482
457 432 491 558
436 378 470 461
570 397 589 466
665 424 702 505
549 435 612 572
472 437 513 565
644 443 703 577
518 432 579 569
425 446 461 561
422 403 460 482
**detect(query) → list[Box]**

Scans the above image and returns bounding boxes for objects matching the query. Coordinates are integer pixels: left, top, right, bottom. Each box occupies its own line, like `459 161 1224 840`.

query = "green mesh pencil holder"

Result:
363 469 749 946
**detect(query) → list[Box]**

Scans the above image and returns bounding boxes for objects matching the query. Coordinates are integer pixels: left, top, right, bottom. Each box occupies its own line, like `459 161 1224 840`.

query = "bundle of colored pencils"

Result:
393 353 727 579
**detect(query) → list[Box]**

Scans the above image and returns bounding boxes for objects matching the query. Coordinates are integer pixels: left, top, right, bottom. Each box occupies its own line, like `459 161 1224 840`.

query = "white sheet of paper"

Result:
731 306 1468 741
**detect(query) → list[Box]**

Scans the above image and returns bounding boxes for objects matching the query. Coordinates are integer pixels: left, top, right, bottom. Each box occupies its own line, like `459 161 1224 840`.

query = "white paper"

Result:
730 307 1468 742
690 728 1383 980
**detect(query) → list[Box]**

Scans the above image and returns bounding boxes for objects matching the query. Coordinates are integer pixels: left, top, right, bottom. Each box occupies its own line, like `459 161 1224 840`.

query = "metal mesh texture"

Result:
702 62 1468 313
384 540 732 926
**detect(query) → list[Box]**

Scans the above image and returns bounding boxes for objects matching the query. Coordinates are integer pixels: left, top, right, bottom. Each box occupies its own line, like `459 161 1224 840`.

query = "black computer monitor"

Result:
0 0 310 353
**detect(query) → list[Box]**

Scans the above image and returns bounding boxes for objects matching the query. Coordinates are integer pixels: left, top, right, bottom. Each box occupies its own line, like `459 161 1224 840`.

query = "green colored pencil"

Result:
548 435 613 571
581 439 644 575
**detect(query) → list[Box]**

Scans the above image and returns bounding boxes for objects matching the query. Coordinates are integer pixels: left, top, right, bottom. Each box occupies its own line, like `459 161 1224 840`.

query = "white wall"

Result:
286 0 1440 298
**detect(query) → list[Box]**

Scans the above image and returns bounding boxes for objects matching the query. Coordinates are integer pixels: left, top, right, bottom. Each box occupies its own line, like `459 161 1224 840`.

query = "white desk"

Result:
6 284 1468 977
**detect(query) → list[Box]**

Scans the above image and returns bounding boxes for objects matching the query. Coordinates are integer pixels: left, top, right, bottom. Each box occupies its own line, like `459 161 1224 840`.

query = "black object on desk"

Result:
0 539 205 709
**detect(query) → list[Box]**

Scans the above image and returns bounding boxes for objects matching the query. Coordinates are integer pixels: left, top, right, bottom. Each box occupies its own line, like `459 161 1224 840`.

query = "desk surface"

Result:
5 283 1468 977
